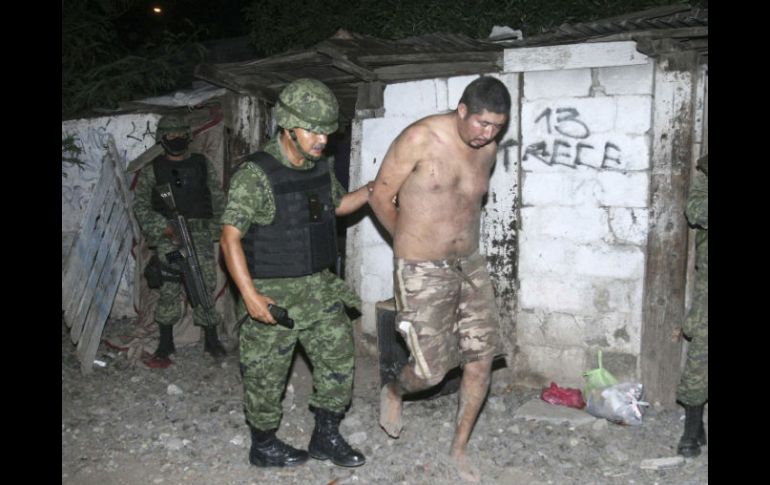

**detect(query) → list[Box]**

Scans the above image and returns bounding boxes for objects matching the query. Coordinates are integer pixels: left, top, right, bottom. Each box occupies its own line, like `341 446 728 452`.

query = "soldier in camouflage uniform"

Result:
133 114 227 361
676 154 708 457
220 79 373 468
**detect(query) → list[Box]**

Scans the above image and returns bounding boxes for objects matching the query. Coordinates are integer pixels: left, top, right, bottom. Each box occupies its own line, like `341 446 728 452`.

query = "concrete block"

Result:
356 216 391 246
505 41 649 72
521 206 609 243
515 310 547 346
359 301 377 335
447 75 481 109
513 398 597 426
589 278 644 316
522 98 616 138
523 69 592 100
596 62 654 95
359 117 414 174
514 344 587 389
597 351 638 382
519 275 591 314
573 245 645 279
594 171 649 207
615 95 652 134
518 236 578 275
579 312 641 355
608 208 648 245
543 312 586 347
521 172 580 206
359 244 394 302
383 79 440 117
434 78 449 112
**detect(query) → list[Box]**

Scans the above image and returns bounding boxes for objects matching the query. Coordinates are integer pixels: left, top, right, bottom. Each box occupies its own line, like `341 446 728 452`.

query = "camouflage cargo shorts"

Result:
393 251 503 383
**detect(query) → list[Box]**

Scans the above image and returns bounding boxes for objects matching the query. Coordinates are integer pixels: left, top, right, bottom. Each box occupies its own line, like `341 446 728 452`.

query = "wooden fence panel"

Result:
62 135 137 374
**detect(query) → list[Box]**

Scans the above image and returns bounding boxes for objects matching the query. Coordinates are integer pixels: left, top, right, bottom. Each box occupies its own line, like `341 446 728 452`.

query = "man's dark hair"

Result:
458 76 511 116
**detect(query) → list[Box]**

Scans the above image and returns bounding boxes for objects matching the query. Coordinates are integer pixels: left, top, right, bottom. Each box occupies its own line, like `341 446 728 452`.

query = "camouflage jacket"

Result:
221 137 345 233
134 153 225 247
222 137 360 308
686 162 708 285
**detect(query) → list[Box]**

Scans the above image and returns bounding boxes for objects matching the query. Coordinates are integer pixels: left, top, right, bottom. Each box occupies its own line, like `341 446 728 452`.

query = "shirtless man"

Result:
369 76 510 482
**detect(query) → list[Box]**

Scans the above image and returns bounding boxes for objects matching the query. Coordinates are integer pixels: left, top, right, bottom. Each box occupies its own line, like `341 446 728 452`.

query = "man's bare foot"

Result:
379 384 403 438
451 451 480 483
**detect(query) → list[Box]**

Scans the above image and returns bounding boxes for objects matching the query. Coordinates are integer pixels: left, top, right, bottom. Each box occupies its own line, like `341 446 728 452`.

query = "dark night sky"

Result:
114 0 251 49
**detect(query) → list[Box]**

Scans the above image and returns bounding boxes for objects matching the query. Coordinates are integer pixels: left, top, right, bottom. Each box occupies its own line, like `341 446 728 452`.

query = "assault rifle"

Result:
152 183 216 326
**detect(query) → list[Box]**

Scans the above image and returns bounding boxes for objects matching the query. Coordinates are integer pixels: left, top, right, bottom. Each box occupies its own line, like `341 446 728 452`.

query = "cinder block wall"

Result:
512 46 653 387
348 42 659 389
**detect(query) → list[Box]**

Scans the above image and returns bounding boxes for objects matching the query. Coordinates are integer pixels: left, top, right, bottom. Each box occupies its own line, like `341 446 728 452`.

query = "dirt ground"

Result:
62 317 707 485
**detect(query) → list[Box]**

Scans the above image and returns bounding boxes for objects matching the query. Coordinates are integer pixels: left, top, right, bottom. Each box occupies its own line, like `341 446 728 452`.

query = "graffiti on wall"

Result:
62 118 157 232
523 107 624 171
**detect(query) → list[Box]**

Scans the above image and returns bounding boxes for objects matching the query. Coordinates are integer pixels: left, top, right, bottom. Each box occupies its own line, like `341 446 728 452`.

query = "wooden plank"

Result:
195 64 277 100
62 168 115 308
374 62 497 81
67 140 134 344
358 51 499 67
126 143 163 173
316 46 378 81
107 138 141 240
62 136 137 373
69 196 123 343
355 81 384 111
63 181 119 324
76 212 131 374
640 54 697 407
584 26 709 43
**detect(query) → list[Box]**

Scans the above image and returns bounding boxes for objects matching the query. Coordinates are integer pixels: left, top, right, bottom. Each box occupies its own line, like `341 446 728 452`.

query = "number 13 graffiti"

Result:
535 107 590 140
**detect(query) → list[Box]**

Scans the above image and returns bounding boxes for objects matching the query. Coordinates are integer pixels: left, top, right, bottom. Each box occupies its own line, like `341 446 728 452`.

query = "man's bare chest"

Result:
407 158 489 198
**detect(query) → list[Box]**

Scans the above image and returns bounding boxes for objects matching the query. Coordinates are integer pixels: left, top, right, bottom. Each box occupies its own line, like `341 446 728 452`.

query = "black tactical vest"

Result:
150 153 214 219
240 152 337 278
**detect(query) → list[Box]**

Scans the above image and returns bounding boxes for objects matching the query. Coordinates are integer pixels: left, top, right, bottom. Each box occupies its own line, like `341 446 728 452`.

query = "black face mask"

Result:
161 136 189 155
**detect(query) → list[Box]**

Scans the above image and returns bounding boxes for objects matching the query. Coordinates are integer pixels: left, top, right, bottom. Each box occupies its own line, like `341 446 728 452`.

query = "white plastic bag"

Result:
585 382 649 426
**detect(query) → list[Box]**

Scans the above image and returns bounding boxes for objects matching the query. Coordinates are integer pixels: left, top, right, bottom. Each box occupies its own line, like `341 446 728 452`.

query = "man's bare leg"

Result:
450 357 493 483
379 365 439 438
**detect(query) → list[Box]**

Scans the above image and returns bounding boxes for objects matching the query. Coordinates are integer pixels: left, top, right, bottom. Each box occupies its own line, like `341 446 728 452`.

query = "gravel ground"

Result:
62 317 708 485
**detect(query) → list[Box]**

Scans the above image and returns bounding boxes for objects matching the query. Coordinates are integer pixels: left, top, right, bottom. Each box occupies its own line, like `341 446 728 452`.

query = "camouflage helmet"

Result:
275 78 339 134
155 114 191 141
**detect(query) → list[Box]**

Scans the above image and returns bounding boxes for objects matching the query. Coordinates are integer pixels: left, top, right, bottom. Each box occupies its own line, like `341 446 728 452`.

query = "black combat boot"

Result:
677 403 707 457
203 326 227 358
249 425 309 467
308 406 366 467
153 324 175 359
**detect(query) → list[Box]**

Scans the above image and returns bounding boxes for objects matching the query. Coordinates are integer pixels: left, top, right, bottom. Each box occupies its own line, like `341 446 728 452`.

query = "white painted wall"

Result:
512 43 654 387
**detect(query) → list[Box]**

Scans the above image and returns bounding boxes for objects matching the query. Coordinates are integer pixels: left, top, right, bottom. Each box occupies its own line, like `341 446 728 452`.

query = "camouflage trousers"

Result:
677 267 708 406
239 270 355 431
154 227 222 328
393 251 503 385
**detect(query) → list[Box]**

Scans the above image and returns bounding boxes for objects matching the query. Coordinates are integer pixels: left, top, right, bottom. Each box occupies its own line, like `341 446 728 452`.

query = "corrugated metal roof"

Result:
194 5 707 122
495 4 707 57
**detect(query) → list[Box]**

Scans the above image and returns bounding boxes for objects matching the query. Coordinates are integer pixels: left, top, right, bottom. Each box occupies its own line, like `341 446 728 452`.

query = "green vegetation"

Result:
62 0 206 120
63 0 705 119
244 0 703 57
62 134 85 177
